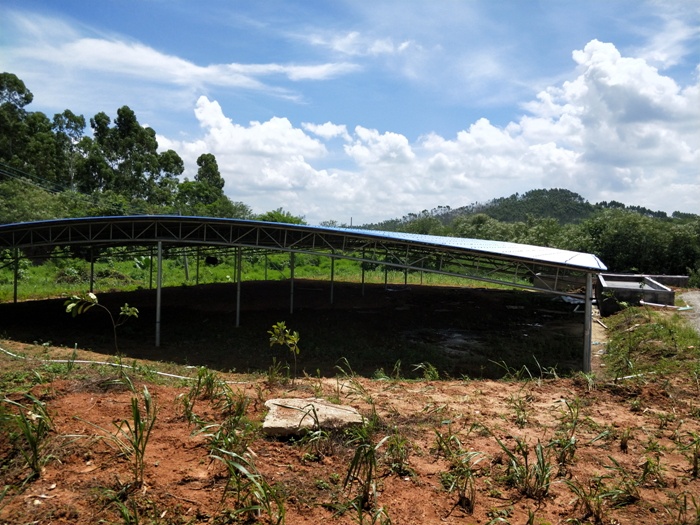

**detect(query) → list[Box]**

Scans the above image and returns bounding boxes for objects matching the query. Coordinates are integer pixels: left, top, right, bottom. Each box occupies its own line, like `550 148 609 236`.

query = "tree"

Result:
0 179 65 224
52 109 86 188
195 153 224 190
0 72 34 164
257 207 306 225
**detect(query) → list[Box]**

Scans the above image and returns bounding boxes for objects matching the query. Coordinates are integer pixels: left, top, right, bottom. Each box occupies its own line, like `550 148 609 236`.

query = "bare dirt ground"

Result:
1 282 699 525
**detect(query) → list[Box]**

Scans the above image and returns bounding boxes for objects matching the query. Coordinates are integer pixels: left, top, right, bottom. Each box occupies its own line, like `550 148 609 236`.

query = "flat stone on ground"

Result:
262 397 363 437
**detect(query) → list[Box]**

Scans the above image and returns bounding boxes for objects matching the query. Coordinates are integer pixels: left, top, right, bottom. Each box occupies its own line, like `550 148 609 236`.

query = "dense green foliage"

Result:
1 72 698 281
364 189 700 282
0 72 261 222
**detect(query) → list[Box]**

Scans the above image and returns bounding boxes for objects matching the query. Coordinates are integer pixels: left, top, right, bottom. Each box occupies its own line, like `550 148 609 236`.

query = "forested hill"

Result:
360 189 699 281
363 188 683 231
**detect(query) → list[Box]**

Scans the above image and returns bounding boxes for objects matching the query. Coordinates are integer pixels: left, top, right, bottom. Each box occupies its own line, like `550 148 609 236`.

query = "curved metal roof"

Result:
0 215 605 270
0 215 605 296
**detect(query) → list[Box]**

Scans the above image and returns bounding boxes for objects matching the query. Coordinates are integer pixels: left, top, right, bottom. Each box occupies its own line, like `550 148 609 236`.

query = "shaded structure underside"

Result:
0 216 606 371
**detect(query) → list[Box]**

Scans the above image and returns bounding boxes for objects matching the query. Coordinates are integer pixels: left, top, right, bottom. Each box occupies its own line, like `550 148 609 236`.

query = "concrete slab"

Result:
262 397 364 437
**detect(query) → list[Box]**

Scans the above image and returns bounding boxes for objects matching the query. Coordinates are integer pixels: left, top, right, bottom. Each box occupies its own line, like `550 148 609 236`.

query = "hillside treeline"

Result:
1 72 699 281
363 194 700 282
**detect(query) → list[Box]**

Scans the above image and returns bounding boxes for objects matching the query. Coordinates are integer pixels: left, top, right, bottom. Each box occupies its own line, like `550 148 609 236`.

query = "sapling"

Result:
268 321 300 385
64 292 138 354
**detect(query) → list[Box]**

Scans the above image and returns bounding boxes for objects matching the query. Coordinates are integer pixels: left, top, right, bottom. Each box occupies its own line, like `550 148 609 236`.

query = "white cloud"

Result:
160 40 698 224
631 2 700 69
302 122 351 141
0 11 360 130
309 31 411 57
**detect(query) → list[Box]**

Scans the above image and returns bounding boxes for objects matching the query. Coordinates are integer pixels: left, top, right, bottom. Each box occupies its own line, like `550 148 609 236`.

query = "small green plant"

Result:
508 392 529 428
192 366 220 400
2 394 54 480
65 292 139 354
639 454 665 487
678 431 700 479
384 427 413 477
268 321 300 385
493 435 552 500
344 421 387 510
112 386 158 487
412 362 439 381
665 491 700 525
565 477 606 525
348 499 392 525
266 357 290 388
211 449 285 525
441 451 484 516
199 408 256 457
603 456 640 507
298 404 334 461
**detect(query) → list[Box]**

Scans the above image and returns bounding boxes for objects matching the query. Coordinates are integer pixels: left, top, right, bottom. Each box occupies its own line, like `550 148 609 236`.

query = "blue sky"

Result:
1 1 699 224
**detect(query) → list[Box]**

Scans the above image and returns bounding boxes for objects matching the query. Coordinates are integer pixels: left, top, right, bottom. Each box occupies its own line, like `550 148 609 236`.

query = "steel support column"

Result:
236 246 242 328
89 250 95 294
583 272 593 373
13 248 18 304
290 252 295 315
155 241 163 347
330 257 335 305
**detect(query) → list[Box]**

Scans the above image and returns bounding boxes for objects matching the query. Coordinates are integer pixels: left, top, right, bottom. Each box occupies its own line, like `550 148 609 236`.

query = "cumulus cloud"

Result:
302 122 352 141
160 40 698 224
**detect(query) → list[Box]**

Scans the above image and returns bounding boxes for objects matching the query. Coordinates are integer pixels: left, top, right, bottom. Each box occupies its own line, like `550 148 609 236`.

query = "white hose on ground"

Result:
0 344 249 384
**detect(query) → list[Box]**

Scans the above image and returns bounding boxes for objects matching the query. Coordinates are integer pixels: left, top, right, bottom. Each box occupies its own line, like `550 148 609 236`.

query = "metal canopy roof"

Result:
334 227 606 271
0 215 605 293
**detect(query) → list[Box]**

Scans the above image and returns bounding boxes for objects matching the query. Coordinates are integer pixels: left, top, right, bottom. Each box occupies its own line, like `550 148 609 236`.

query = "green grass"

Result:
603 306 700 380
0 249 514 303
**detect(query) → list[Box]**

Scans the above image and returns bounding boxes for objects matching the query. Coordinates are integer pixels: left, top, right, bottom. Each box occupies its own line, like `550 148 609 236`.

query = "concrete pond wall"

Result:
596 273 676 316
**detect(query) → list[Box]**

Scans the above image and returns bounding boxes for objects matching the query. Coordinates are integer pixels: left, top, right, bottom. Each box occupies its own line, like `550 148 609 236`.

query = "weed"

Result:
347 498 392 525
573 371 597 392
267 357 290 388
1 393 55 480
115 386 158 487
211 449 285 525
442 451 485 516
508 392 530 428
565 477 606 525
344 421 387 510
297 404 334 461
549 434 577 475
604 456 640 507
493 435 552 500
199 410 257 456
557 397 582 438
619 428 632 454
639 454 665 487
213 383 250 419
665 491 700 525
678 431 700 479
192 366 220 400
384 427 413 477
412 362 439 381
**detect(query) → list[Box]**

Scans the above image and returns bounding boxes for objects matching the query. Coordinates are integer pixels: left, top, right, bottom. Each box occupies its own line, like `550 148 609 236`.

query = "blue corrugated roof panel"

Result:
329 227 607 271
